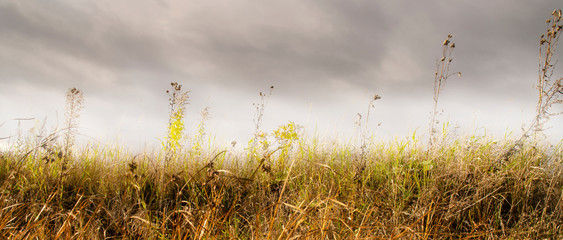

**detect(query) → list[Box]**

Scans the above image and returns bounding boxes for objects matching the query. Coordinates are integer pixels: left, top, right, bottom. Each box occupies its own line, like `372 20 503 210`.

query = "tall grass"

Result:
0 135 561 239
0 9 562 240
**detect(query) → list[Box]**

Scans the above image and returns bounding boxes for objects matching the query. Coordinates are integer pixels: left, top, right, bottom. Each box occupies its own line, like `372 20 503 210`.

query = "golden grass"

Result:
0 135 561 239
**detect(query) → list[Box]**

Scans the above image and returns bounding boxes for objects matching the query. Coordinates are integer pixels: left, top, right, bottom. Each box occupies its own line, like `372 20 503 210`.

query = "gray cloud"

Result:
0 0 561 148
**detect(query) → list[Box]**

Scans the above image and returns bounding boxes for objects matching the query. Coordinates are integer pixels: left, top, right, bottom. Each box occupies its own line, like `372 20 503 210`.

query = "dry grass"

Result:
0 135 561 239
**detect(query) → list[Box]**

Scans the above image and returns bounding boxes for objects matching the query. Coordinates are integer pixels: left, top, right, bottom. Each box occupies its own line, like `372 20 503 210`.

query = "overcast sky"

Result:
0 0 562 151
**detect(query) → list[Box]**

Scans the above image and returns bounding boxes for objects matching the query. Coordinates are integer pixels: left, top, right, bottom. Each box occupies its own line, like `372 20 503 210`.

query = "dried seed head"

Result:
373 94 381 100
450 43 455 48
261 163 271 173
547 18 551 23
443 39 450 46
128 161 137 173
440 57 445 61
448 34 453 38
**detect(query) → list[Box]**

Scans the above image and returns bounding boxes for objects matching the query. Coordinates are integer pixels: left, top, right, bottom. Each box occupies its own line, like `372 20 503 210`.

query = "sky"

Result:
0 0 562 151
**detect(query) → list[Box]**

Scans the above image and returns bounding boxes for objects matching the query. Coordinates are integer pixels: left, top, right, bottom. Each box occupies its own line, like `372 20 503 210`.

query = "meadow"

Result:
0 9 562 240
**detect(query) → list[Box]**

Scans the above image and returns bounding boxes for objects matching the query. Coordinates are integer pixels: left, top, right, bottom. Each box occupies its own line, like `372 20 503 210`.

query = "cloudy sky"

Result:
0 0 562 150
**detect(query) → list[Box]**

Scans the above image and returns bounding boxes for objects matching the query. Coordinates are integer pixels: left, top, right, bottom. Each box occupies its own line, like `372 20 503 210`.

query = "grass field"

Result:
0 132 562 239
0 8 562 240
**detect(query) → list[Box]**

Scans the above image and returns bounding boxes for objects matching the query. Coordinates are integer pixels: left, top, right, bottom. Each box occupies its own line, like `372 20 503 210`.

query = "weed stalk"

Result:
164 82 189 165
429 34 460 149
502 9 563 162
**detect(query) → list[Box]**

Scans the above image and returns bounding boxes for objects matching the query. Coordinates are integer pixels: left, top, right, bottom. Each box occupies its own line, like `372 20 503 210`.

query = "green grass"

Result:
0 133 561 239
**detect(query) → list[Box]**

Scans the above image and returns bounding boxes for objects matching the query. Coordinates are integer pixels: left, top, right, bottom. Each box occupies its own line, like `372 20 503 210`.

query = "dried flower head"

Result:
373 94 381 101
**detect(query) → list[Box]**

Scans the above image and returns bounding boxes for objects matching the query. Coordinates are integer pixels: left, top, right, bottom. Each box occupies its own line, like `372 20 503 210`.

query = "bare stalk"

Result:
501 9 562 163
253 86 274 135
63 88 83 166
249 86 274 153
534 9 563 135
356 94 381 172
429 34 460 149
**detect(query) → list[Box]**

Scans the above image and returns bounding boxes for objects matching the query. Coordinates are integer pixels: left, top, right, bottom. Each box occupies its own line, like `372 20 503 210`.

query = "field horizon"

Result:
0 124 562 238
